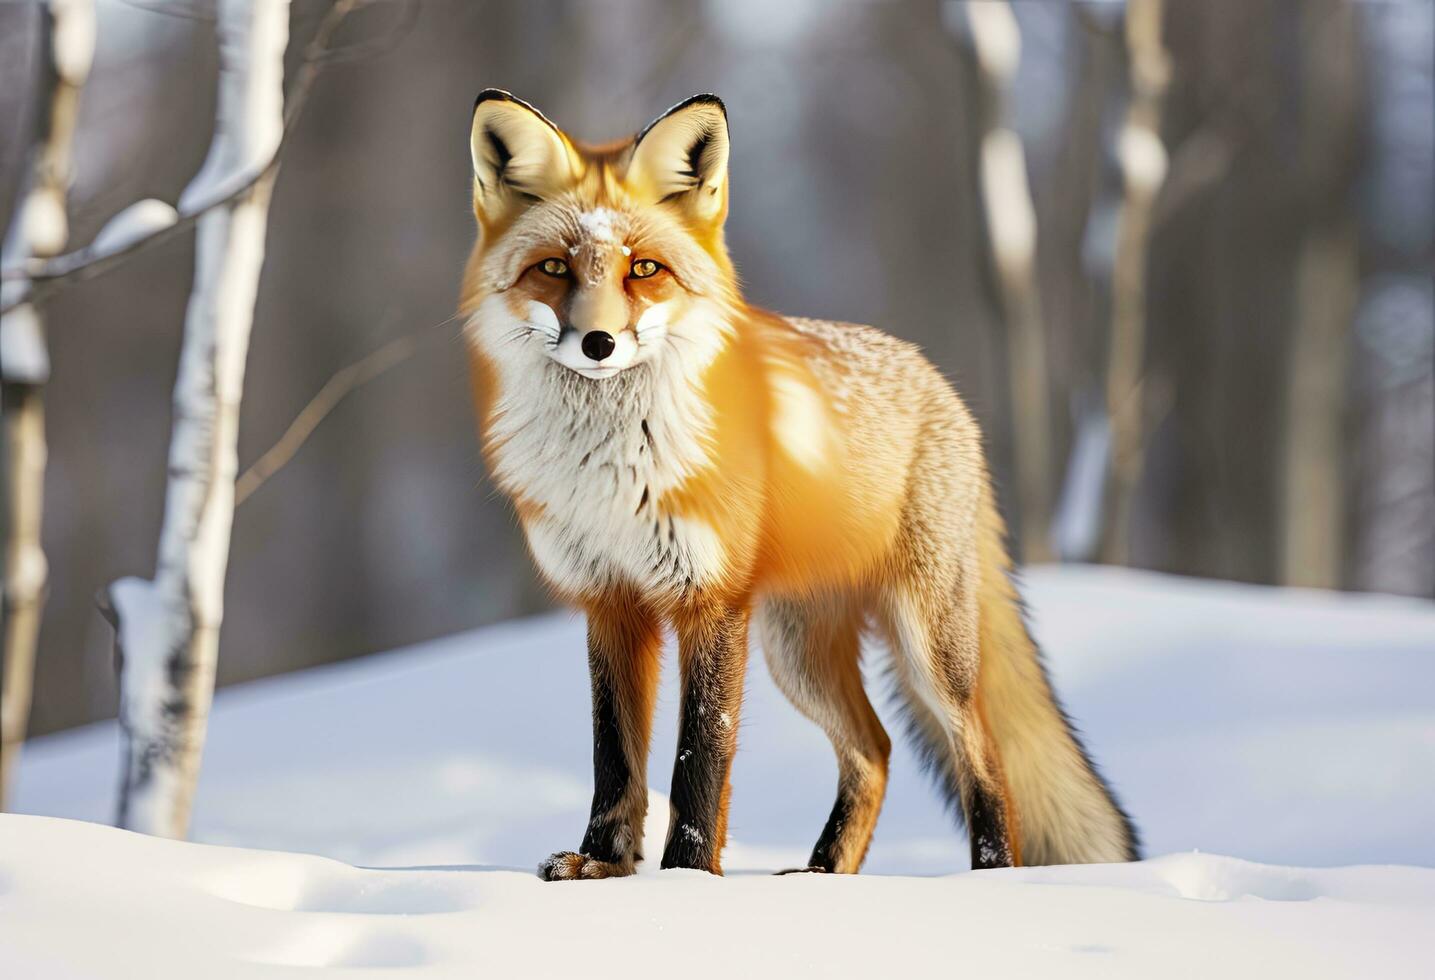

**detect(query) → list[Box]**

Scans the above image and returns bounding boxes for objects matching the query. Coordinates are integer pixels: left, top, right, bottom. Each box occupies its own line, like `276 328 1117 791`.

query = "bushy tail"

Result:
975 494 1140 865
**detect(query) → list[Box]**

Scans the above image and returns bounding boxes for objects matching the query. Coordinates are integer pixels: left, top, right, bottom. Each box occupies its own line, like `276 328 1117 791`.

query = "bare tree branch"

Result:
311 0 418 66
233 315 451 506
0 0 417 311
113 0 216 23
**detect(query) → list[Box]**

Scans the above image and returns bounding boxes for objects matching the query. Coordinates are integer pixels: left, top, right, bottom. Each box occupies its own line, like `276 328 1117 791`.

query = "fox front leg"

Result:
661 602 750 874
540 598 661 881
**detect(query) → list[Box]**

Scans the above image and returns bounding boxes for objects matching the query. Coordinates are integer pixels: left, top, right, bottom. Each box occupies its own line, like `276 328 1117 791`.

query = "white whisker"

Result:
522 320 561 337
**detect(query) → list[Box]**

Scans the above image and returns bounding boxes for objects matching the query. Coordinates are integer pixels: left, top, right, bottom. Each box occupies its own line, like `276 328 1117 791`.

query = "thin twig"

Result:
234 314 456 505
113 0 215 23
313 0 419 65
0 0 419 308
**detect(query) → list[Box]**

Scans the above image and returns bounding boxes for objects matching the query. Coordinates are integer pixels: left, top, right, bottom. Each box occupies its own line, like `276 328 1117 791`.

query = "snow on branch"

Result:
88 198 179 255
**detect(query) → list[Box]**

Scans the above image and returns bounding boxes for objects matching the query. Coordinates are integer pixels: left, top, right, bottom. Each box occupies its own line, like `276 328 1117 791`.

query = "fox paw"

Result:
537 851 634 881
775 865 830 875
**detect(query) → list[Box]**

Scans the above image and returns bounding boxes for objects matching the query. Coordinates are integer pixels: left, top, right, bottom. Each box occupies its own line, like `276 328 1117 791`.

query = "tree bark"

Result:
961 1 1054 563
109 0 290 838
0 0 93 809
1280 0 1361 589
1099 0 1170 566
1282 223 1357 587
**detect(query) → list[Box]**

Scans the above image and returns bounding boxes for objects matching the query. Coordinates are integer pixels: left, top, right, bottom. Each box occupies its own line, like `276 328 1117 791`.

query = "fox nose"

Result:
581 330 616 362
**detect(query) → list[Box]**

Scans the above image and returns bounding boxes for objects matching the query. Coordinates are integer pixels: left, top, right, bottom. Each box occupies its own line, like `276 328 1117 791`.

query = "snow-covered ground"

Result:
5 566 1434 978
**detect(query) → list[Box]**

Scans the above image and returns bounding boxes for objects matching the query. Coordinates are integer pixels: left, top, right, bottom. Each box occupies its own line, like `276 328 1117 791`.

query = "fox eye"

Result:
629 258 661 279
539 258 569 277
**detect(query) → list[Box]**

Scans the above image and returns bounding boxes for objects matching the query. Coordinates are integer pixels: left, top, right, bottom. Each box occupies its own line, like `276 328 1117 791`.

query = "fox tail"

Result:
974 496 1140 865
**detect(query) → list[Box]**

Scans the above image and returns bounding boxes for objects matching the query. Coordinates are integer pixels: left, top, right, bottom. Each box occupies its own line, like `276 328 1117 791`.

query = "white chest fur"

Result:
469 295 730 599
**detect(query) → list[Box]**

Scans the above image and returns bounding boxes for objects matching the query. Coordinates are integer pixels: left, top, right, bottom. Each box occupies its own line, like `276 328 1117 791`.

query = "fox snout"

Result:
546 317 639 378
566 286 625 364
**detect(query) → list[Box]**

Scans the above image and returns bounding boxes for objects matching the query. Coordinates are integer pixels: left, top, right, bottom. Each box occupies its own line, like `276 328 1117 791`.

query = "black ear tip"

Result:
473 88 518 115
685 93 726 116
636 93 729 144
470 90 568 142
669 93 725 122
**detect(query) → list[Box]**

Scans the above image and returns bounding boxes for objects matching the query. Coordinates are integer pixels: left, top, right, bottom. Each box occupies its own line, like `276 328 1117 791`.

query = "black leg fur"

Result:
661 605 748 873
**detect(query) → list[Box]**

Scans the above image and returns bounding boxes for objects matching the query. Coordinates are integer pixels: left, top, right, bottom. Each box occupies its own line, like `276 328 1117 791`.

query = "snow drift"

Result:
5 565 1433 977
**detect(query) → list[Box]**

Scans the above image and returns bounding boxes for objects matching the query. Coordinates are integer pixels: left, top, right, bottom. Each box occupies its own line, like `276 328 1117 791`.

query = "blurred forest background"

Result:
2 0 1432 739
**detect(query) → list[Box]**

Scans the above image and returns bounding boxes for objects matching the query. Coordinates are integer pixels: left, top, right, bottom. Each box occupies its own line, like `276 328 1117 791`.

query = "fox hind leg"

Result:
758 595 891 874
881 581 1017 870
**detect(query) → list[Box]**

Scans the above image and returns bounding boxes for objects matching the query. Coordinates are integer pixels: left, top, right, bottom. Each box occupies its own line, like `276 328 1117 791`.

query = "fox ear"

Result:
627 95 729 226
470 90 576 225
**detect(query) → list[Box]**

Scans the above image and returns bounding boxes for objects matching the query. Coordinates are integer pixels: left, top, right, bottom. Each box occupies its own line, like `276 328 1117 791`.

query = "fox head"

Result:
461 91 738 381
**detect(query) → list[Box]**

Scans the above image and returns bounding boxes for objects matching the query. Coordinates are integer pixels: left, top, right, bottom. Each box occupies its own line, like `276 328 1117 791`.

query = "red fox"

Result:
459 91 1138 879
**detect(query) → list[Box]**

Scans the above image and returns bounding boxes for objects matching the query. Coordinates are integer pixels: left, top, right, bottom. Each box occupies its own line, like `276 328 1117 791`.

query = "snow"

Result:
0 301 52 384
576 207 622 244
50 0 97 86
2 816 1430 979
963 0 1022 83
1118 121 1169 193
89 198 178 255
177 0 288 212
19 185 70 259
979 129 1038 266
7 566 1435 978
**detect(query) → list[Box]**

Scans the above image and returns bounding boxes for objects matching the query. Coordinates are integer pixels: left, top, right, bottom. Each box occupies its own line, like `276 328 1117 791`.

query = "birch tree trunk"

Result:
1280 0 1361 589
1 0 94 809
109 0 290 838
962 1 1054 563
1283 222 1357 587
1098 0 1170 566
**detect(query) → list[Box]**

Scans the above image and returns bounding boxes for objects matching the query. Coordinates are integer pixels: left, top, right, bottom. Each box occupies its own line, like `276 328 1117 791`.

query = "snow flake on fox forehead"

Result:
570 208 633 281
577 208 624 244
